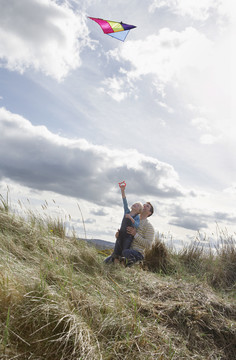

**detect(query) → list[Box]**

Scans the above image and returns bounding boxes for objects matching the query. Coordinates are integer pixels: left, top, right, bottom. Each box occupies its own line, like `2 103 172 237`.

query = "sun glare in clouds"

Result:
108 27 213 85
105 0 234 147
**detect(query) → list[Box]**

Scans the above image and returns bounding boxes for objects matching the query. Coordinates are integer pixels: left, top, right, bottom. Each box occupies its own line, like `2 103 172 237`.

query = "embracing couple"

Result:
104 182 155 266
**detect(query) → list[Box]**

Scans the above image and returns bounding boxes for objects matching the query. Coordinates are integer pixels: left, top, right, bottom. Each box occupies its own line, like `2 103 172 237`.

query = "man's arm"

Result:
126 226 136 236
127 221 155 249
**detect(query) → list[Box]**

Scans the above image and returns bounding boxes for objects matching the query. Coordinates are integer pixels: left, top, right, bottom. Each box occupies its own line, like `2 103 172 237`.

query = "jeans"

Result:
112 217 133 258
122 249 144 266
104 249 144 266
104 216 143 266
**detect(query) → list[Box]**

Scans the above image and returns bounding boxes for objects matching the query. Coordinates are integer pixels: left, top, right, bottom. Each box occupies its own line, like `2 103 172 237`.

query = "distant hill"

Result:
83 238 114 249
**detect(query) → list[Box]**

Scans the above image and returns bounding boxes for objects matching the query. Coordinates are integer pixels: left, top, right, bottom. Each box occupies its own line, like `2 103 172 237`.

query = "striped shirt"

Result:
131 218 155 254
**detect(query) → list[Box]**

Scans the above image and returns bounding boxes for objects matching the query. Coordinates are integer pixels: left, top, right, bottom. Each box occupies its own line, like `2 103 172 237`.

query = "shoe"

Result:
104 255 113 264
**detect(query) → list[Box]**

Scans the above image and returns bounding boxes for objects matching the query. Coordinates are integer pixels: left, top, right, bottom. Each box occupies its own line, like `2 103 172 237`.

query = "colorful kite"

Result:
88 17 136 41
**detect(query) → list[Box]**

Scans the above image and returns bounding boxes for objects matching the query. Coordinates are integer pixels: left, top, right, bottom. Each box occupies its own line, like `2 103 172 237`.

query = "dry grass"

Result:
0 202 235 359
177 237 236 292
210 237 236 290
143 236 173 274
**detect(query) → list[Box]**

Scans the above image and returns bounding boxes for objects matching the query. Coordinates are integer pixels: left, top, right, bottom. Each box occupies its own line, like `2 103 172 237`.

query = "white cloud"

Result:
107 27 213 94
169 203 236 231
99 77 129 102
0 0 90 80
0 107 185 205
223 183 236 195
199 134 220 145
191 117 210 131
191 117 221 145
104 19 233 152
149 0 235 21
149 0 215 20
157 101 174 114
217 0 236 21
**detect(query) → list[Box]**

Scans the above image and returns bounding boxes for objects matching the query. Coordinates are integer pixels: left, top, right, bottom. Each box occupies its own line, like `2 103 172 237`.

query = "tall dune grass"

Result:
0 196 235 359
176 237 236 291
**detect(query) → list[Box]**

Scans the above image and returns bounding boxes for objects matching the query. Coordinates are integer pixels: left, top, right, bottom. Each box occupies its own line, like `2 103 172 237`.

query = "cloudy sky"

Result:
0 0 235 246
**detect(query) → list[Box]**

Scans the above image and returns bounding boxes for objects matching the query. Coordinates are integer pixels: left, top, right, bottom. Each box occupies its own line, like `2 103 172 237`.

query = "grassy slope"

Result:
0 208 235 360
